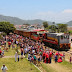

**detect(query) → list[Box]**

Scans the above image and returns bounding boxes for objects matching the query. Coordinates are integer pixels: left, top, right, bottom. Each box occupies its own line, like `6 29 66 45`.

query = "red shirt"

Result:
49 52 52 57
0 50 2 54
38 45 40 48
46 54 49 58
43 52 46 56
21 48 23 52
11 39 13 42
8 42 11 45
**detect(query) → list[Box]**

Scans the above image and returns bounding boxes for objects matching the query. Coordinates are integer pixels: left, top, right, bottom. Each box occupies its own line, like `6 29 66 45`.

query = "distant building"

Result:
14 24 44 31
67 26 72 30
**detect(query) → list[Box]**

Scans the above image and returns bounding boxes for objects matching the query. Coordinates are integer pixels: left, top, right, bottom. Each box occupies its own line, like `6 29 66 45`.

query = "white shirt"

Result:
16 41 18 44
1 66 8 72
32 50 35 53
28 54 30 58
15 53 17 57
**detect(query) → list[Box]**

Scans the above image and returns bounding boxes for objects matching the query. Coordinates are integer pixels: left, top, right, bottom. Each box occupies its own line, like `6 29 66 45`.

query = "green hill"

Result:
0 15 54 25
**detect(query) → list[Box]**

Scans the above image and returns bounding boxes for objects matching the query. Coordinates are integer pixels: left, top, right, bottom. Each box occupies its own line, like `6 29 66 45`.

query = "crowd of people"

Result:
0 33 72 71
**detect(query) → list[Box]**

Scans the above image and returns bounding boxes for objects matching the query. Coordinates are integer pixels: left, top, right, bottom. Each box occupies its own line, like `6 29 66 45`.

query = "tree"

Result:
43 21 48 28
23 23 30 26
49 25 57 33
57 24 67 33
0 22 16 34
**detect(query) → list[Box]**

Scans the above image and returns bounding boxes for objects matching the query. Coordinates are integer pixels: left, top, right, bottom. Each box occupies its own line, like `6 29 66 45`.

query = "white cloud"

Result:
62 9 72 13
35 9 72 23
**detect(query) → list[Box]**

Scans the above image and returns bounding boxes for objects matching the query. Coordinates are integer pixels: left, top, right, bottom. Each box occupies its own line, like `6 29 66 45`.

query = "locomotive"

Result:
43 33 70 50
14 30 70 50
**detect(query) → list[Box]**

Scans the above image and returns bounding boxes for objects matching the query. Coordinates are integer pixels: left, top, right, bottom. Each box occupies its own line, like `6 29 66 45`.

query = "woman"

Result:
55 55 58 63
21 48 23 59
70 56 71 64
37 54 41 66
33 53 37 65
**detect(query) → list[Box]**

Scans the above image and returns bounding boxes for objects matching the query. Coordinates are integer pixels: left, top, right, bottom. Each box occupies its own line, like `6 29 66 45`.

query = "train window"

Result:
67 35 69 39
64 35 67 39
39 34 42 37
61 36 63 39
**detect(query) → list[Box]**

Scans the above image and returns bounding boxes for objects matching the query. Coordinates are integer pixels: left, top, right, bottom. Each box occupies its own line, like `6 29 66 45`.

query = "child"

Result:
31 56 34 63
29 56 32 63
15 52 17 62
70 56 71 64
2 49 4 57
18 54 19 62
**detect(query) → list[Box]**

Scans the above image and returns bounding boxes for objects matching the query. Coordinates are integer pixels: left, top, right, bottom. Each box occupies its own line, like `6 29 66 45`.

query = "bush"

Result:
15 47 20 55
0 34 3 39
68 30 72 34
1 32 7 36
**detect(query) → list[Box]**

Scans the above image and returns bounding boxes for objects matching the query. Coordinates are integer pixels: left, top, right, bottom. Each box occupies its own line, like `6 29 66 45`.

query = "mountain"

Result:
0 15 54 25
1 14 72 26
67 21 72 26
0 15 26 25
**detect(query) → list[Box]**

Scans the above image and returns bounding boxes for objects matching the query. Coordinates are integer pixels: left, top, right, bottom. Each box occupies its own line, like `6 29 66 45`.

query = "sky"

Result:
0 0 72 23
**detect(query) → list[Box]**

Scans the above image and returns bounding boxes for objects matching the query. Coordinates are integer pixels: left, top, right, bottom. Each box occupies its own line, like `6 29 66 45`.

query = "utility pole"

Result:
52 22 55 33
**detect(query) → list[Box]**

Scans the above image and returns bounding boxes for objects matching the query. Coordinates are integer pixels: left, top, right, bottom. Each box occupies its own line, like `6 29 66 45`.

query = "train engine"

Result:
43 33 70 50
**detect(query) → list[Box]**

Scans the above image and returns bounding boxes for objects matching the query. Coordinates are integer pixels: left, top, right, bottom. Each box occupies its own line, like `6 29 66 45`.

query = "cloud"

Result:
62 9 72 13
36 9 72 23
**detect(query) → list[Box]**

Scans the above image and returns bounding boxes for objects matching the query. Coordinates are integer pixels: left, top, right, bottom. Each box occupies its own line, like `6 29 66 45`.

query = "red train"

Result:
14 30 39 40
14 30 70 50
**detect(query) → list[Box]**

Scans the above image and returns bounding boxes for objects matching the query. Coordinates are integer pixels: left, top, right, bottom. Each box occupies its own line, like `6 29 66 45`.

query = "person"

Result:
55 55 58 63
15 52 17 62
16 40 18 47
2 49 4 57
1 64 8 72
70 56 71 64
29 56 32 63
31 56 34 63
0 49 2 58
18 54 19 62
42 51 46 62
63 52 65 61
21 48 23 59
28 53 31 61
58 56 62 63
33 54 37 65
45 52 49 63
37 54 41 66
8 41 11 49
49 52 52 64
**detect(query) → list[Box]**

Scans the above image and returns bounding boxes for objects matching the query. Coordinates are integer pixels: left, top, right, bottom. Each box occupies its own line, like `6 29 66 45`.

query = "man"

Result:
1 64 8 72
15 52 17 62
8 41 11 49
0 48 2 57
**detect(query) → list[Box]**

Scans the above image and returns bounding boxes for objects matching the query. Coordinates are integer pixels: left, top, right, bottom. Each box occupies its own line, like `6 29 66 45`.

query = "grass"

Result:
60 61 72 71
0 43 40 72
4 48 16 56
2 43 20 56
1 42 72 72
41 62 57 72
0 58 40 72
